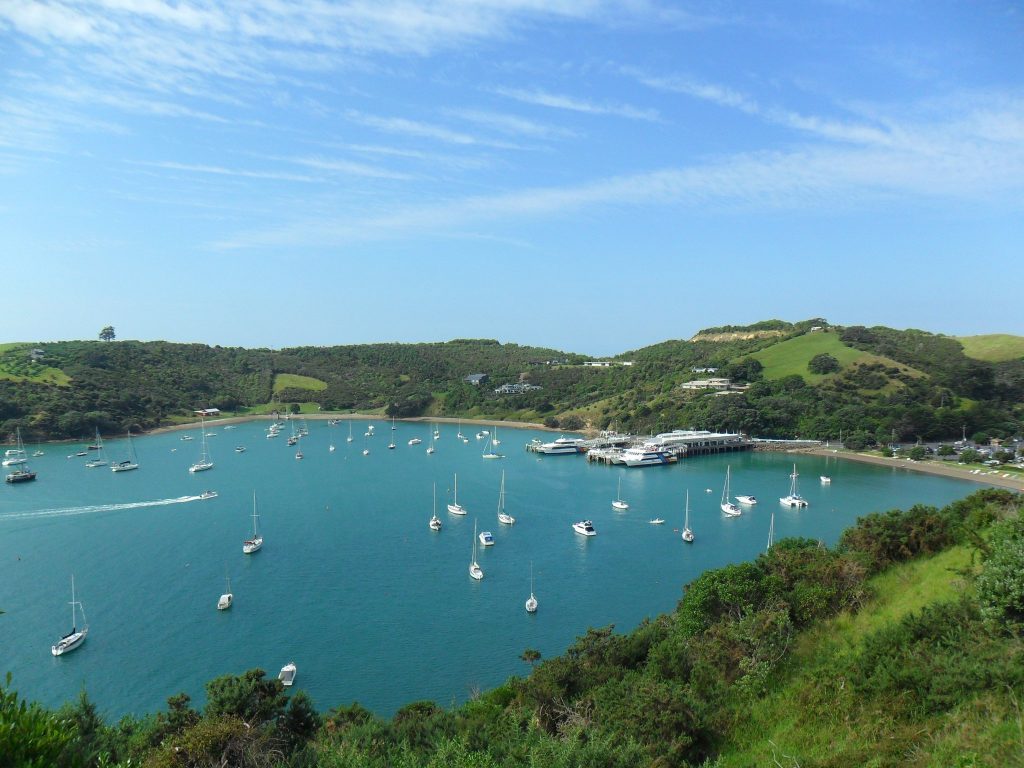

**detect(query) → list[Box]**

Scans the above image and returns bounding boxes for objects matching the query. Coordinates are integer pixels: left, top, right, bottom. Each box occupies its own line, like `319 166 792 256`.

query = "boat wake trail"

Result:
1 495 202 522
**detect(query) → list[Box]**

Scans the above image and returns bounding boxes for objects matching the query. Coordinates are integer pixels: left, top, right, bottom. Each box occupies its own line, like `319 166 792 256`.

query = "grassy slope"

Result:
272 372 328 393
0 343 71 385
957 334 1024 362
715 545 1022 767
749 332 920 383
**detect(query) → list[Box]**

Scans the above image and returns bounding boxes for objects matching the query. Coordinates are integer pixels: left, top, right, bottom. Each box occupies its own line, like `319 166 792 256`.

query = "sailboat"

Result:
779 464 809 507
525 562 538 613
766 512 775 552
429 483 442 531
346 421 354 443
4 428 36 483
491 426 500 445
497 470 515 525
2 427 28 466
433 424 440 441
611 476 629 511
243 492 263 553
189 416 214 473
456 419 465 440
682 489 695 542
469 520 484 580
111 429 139 472
217 575 233 610
329 420 336 452
447 473 466 514
720 466 742 516
84 428 108 468
388 419 396 449
51 575 88 656
426 428 435 454
481 432 503 459
391 416 397 431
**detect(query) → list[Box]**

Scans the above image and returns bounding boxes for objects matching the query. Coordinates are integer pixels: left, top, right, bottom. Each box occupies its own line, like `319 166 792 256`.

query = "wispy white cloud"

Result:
135 160 322 183
345 109 525 149
213 95 1024 250
444 107 577 140
493 86 660 121
287 155 414 180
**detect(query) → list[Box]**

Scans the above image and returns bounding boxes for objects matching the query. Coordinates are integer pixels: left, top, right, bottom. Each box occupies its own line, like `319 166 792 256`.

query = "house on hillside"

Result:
465 373 489 386
193 408 221 417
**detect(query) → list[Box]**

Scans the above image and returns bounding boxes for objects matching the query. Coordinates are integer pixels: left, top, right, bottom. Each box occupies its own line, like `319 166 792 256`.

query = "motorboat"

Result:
478 530 495 547
408 437 422 446
735 495 757 505
649 518 665 525
235 446 246 453
279 662 297 686
820 476 832 484
217 577 233 610
6 468 37 483
199 490 218 499
572 520 596 536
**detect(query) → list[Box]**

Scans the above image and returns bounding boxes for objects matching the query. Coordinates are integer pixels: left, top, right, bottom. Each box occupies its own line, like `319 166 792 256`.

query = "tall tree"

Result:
99 326 116 342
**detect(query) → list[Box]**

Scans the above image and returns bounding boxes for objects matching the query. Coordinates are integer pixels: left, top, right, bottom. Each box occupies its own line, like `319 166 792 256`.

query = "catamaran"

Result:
780 464 809 507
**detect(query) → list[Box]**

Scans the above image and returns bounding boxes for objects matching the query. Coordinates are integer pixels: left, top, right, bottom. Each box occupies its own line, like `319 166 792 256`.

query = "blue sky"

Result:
2 1 1022 355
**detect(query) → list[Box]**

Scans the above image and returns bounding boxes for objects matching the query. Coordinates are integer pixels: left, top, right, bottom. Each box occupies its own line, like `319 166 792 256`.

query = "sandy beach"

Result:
146 412 559 437
801 447 1024 491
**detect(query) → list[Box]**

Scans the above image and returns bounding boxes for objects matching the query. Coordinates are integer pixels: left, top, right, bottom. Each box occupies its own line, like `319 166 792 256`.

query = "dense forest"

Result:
1 320 1022 445
3 488 1021 766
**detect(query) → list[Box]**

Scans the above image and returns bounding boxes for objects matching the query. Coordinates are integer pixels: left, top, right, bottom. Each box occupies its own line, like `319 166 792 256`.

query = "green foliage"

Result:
976 516 1024 634
838 504 955 573
807 352 840 374
203 668 287 726
0 673 77 768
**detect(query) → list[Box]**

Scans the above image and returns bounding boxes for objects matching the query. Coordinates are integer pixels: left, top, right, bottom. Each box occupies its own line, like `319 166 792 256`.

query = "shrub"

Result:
976 516 1024 634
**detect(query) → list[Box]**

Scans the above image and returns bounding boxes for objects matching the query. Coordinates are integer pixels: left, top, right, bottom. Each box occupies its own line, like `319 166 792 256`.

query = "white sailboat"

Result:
2 427 28 466
426 427 435 454
84 428 108 468
447 473 466 515
189 416 214 473
456 419 465 440
497 470 515 525
682 489 695 542
329 420 336 452
111 429 139 472
469 520 484 580
525 561 538 613
433 424 440 441
429 483 442 531
611 476 629 510
491 426 500 446
779 464 809 507
481 432 503 459
243 492 263 553
217 575 233 610
720 466 742 516
392 416 397 431
51 575 88 656
347 421 354 443
767 511 775 552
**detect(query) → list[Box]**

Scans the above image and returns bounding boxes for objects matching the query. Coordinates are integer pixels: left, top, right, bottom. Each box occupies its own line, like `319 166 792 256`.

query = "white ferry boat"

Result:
620 444 673 467
537 437 584 455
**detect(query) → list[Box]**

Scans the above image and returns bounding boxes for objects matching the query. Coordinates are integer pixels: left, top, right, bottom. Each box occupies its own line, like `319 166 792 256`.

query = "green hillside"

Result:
957 333 1024 362
272 372 327 393
0 343 71 385
749 331 919 382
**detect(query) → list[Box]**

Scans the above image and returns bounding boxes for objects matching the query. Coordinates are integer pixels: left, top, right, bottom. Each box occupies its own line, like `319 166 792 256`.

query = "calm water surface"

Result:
0 420 981 718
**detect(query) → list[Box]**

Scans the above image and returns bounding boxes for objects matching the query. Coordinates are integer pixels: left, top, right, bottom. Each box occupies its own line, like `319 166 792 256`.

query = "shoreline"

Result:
143 412 561 438
799 447 1024 491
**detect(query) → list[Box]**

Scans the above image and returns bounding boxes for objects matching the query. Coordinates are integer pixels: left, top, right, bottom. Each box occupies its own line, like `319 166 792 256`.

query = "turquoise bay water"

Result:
0 420 980 718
